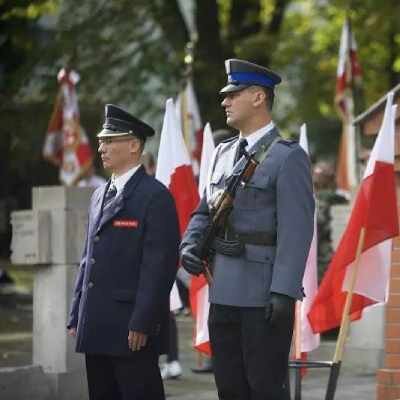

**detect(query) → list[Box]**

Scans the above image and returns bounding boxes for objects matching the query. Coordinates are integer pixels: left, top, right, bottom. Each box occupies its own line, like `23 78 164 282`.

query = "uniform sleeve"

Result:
129 190 180 334
180 144 223 250
179 194 210 251
67 219 88 329
271 147 315 299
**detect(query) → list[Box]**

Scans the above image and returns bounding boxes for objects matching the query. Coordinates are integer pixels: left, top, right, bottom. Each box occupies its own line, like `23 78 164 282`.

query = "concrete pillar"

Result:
376 233 400 400
6 186 93 400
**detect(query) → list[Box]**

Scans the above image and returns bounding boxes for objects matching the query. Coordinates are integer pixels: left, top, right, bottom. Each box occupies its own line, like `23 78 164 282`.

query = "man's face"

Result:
98 137 139 173
220 88 257 129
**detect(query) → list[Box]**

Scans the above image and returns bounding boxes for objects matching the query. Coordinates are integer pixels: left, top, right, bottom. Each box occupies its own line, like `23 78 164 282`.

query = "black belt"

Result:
214 231 276 257
235 231 277 246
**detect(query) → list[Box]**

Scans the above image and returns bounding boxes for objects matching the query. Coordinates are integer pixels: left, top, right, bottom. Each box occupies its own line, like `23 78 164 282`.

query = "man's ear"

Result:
129 138 142 155
253 88 266 108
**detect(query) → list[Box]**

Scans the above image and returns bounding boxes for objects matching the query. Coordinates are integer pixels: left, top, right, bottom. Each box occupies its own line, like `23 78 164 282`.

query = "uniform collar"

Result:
239 120 275 150
112 164 142 196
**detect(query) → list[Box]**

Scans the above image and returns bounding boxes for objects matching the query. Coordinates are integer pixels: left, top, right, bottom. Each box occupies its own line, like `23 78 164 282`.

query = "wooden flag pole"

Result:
333 227 366 363
295 301 302 360
294 301 303 400
181 84 191 148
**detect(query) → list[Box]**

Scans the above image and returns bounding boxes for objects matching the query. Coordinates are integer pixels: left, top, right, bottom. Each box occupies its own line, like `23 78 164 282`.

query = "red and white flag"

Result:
335 19 362 198
297 124 320 354
308 92 399 333
43 68 93 185
190 122 215 355
175 79 203 176
156 98 200 310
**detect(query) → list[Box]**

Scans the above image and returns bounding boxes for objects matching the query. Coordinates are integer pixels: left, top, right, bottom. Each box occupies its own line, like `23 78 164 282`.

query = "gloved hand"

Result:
266 292 295 325
180 244 204 276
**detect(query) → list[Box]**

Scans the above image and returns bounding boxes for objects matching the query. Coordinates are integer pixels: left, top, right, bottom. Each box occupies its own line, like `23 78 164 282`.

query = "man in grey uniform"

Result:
180 59 315 400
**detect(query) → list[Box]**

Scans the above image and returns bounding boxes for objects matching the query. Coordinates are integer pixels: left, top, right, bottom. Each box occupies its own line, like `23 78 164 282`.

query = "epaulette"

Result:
221 135 239 144
278 138 297 146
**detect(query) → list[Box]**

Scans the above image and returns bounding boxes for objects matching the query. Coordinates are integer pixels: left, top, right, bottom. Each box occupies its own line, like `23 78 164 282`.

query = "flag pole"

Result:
323 227 366 400
181 85 190 147
333 226 366 363
295 301 302 360
294 301 303 400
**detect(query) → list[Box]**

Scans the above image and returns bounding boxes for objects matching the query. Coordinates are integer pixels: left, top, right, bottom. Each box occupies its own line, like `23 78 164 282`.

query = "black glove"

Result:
181 244 203 276
266 292 295 326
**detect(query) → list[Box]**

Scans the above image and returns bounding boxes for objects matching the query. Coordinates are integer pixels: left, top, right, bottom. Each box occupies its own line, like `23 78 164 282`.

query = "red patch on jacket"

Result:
113 219 139 228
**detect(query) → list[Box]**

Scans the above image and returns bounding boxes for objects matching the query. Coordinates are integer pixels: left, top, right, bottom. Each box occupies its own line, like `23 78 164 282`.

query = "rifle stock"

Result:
197 153 259 284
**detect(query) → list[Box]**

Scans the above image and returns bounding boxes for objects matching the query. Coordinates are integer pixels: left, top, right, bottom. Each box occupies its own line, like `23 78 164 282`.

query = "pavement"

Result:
0 271 376 400
163 315 376 400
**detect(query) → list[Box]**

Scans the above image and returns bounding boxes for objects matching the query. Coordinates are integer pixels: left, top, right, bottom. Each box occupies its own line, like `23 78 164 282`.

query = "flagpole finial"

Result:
183 40 196 79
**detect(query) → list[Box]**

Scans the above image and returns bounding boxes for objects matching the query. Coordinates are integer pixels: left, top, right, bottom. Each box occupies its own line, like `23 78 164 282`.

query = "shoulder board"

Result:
278 138 297 146
221 135 239 144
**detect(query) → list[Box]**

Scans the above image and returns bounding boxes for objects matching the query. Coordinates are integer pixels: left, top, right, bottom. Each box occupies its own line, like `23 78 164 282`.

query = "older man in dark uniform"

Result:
67 104 180 400
180 59 315 399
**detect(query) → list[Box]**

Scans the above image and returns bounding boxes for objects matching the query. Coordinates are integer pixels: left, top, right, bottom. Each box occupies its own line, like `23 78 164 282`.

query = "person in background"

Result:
78 165 106 189
140 151 156 177
67 104 180 400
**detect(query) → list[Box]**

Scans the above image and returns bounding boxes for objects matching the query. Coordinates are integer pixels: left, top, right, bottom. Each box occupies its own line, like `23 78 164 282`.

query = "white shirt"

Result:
111 164 142 196
239 121 275 151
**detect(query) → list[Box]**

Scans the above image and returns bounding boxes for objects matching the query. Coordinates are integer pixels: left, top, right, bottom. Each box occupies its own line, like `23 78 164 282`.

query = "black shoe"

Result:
0 271 16 294
191 363 213 374
0 271 14 285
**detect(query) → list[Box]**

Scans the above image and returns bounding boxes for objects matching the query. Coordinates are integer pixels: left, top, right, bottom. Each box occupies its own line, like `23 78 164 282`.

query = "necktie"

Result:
103 184 117 210
234 138 248 164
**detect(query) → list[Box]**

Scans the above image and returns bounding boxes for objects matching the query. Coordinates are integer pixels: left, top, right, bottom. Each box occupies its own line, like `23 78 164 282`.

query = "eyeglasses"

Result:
98 137 135 145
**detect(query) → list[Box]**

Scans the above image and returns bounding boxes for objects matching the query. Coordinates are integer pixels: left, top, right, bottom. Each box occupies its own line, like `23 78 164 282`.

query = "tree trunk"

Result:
388 21 400 88
228 0 261 42
194 0 227 128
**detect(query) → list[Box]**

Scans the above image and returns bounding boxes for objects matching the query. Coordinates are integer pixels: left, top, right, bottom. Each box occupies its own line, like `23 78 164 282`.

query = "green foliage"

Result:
2 0 400 176
1 0 58 19
267 0 400 157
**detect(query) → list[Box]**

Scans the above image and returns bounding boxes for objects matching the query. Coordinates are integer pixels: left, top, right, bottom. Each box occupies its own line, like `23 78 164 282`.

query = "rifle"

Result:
198 149 260 285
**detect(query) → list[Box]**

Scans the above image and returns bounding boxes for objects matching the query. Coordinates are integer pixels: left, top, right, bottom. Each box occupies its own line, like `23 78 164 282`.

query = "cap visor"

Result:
97 129 132 138
219 83 248 94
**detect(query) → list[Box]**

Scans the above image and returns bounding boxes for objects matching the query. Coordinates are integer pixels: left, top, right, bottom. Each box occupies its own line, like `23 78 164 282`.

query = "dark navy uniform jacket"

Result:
68 165 179 356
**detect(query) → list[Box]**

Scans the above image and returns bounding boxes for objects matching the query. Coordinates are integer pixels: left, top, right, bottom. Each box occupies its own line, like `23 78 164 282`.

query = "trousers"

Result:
208 303 294 400
85 345 164 400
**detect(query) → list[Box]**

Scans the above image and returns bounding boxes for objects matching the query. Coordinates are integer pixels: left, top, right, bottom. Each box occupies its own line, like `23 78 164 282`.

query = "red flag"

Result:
155 99 200 311
308 93 399 333
156 98 199 237
176 79 203 176
335 19 362 198
190 123 215 356
43 68 93 185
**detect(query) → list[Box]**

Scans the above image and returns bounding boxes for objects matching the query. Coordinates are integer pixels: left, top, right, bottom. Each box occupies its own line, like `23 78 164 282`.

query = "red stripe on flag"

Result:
168 164 200 236
308 161 398 333
190 275 212 355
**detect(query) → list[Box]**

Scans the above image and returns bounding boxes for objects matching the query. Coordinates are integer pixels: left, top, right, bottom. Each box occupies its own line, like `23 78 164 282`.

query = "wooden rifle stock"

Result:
197 153 259 284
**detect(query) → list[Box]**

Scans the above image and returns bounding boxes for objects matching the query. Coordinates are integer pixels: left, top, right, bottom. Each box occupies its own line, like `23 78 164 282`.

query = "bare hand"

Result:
68 328 77 337
128 331 148 352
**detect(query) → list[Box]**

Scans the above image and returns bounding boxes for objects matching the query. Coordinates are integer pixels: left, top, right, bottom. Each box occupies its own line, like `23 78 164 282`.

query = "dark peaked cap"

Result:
220 59 282 94
97 104 154 140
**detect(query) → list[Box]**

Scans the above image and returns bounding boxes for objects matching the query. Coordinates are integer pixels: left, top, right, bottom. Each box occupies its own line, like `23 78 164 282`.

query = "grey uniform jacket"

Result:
181 127 315 307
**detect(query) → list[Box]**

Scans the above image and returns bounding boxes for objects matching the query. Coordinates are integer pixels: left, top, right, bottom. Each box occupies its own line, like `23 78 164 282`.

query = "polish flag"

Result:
335 18 363 198
43 68 93 186
176 79 203 176
190 123 215 355
297 124 320 354
156 98 200 310
308 92 399 333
